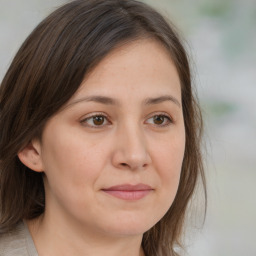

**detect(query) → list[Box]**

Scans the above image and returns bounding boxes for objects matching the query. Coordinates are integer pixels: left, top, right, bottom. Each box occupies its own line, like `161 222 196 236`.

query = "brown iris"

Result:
93 116 105 125
153 115 165 125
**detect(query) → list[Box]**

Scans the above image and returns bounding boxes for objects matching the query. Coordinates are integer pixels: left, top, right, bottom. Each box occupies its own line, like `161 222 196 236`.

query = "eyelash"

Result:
80 112 111 128
145 113 173 127
80 112 173 128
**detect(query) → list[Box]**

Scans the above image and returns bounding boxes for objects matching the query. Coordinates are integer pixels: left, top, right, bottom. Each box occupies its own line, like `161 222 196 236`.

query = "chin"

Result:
98 212 158 237
104 225 150 237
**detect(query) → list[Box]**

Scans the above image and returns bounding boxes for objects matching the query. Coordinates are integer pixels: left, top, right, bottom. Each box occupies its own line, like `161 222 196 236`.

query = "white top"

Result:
0 221 38 256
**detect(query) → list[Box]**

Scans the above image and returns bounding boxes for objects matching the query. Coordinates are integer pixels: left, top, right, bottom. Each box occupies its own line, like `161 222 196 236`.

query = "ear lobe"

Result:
17 139 44 173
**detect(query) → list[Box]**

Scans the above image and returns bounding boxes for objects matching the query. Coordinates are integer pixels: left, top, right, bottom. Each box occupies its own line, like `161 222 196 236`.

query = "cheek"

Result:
151 132 185 199
41 130 109 192
153 130 185 171
41 133 111 214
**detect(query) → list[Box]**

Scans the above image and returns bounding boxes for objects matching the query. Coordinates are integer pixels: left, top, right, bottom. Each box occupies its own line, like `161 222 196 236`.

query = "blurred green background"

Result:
0 0 255 255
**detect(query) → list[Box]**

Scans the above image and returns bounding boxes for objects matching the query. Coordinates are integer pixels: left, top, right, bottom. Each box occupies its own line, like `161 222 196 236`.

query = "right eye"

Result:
145 113 173 127
80 114 110 128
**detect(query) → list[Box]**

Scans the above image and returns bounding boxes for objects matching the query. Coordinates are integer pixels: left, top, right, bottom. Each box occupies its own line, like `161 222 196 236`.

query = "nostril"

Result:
121 163 128 166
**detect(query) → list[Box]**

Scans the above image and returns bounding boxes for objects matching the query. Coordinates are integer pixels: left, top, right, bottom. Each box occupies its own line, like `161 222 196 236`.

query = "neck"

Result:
26 214 145 256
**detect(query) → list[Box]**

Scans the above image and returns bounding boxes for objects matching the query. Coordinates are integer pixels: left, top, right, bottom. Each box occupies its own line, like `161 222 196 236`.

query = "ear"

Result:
17 139 44 173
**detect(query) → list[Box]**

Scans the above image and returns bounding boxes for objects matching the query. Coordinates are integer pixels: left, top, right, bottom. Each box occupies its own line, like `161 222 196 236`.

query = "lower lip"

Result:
102 190 152 200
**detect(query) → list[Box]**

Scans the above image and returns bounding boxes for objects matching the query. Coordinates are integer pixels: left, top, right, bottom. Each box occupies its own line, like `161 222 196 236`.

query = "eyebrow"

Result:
68 96 118 107
143 95 181 107
68 95 181 108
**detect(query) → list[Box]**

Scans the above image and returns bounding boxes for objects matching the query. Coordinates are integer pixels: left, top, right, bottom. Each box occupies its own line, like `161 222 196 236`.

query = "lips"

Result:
102 184 153 200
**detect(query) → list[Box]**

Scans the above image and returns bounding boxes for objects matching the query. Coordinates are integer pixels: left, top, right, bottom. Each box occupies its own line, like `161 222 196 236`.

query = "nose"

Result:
111 123 152 171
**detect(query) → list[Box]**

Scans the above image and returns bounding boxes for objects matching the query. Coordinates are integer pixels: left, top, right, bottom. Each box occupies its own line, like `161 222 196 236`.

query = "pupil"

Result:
93 116 104 125
154 115 164 124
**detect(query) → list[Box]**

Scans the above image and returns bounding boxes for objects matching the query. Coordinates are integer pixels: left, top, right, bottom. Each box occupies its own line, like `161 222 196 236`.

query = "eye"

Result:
80 114 110 128
146 114 172 127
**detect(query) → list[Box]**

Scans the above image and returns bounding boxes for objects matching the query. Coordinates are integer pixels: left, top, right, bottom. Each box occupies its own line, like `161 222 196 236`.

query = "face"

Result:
35 39 185 237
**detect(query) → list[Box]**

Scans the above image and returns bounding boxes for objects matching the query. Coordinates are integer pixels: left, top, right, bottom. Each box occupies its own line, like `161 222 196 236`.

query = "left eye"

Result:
81 115 109 127
146 114 172 126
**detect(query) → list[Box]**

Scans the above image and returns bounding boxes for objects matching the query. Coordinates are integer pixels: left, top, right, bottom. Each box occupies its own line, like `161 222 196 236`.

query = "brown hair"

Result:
0 0 206 255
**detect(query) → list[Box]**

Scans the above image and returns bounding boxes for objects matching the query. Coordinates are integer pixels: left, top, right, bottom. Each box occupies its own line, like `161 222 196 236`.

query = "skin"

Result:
19 39 185 256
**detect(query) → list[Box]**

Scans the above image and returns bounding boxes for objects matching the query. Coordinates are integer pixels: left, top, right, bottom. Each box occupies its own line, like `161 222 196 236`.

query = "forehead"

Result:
70 39 181 103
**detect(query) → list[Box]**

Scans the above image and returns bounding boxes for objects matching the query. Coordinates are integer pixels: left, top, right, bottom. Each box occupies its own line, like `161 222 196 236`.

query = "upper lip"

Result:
102 183 153 191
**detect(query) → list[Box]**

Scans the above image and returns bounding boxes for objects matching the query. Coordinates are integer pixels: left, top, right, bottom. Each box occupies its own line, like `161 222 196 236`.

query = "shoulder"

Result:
0 221 32 256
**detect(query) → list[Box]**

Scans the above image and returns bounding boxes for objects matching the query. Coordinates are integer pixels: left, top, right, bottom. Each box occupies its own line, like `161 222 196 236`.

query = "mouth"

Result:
101 184 153 201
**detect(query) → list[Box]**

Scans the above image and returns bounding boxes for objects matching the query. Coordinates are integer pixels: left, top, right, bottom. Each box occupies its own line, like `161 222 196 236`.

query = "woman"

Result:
0 0 206 255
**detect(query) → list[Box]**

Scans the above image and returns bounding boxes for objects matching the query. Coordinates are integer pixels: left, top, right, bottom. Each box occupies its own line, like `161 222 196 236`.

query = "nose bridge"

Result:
113 120 150 170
